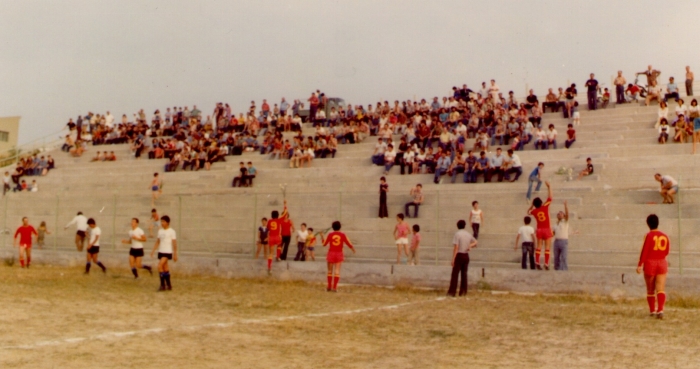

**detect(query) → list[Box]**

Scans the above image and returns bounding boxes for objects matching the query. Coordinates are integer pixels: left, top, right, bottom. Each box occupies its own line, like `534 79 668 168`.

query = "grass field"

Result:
1 264 700 369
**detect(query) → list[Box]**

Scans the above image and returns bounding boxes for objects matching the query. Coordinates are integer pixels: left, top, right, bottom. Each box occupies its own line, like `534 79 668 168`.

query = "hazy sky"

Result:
1 0 699 144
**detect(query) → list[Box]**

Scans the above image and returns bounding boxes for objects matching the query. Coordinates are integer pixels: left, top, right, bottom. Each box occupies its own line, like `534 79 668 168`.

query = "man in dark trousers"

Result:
447 220 478 297
279 212 295 261
585 73 599 110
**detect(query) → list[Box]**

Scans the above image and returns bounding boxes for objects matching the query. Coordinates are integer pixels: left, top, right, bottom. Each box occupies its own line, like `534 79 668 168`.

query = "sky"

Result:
1 0 699 144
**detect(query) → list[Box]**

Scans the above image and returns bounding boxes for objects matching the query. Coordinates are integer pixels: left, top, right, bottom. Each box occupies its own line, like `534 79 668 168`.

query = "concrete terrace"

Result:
3 100 700 274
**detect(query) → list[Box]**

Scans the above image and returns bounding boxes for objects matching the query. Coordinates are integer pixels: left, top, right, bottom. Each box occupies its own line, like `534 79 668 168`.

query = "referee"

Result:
447 220 477 297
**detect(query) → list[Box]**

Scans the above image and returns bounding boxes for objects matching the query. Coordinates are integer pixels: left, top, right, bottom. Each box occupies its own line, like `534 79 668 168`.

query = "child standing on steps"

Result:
572 101 581 126
393 213 410 264
408 224 421 265
469 201 483 239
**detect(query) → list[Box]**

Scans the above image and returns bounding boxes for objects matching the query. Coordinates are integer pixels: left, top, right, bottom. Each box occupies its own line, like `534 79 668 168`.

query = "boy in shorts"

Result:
528 181 553 270
85 218 107 274
121 218 152 278
305 228 317 261
637 214 670 319
255 217 268 259
577 157 594 180
408 224 421 265
150 215 177 291
393 213 410 264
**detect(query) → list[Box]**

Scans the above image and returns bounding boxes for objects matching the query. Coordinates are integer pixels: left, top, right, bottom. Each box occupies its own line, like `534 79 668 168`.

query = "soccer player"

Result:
85 218 107 274
65 211 88 251
323 221 356 292
121 218 152 279
528 181 553 270
13 217 37 268
150 215 177 291
637 214 670 319
266 200 288 273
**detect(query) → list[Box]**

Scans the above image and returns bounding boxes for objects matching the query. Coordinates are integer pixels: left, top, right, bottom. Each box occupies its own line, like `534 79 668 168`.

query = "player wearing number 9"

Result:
637 214 670 319
322 221 356 292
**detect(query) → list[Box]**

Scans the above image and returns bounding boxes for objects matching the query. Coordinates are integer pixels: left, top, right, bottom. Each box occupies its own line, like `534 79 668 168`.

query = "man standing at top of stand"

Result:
585 73 599 110
614 71 627 104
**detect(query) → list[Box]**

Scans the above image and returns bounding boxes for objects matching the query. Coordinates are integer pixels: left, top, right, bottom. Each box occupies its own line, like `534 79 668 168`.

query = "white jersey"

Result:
471 209 483 224
296 230 309 243
158 228 177 254
66 215 88 232
89 226 101 247
129 227 145 249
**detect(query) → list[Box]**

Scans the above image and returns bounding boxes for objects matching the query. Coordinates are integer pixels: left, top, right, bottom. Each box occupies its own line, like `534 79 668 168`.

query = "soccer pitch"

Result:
1 265 699 368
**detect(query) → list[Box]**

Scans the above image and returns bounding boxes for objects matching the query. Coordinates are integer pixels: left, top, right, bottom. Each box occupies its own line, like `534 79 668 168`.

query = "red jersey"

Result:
15 225 37 246
529 198 552 230
280 218 293 236
638 230 670 267
268 219 282 240
323 231 353 253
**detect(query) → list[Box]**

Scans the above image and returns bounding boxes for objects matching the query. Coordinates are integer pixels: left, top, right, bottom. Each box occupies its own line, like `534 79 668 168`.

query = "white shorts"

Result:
573 112 580 119
396 237 409 245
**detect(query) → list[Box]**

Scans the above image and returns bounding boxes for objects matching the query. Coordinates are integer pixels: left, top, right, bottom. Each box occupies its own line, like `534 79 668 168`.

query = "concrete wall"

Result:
6 248 700 298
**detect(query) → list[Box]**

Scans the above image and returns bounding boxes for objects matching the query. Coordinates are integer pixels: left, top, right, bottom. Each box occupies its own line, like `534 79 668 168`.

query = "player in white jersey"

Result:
150 215 177 291
121 218 152 279
85 218 106 274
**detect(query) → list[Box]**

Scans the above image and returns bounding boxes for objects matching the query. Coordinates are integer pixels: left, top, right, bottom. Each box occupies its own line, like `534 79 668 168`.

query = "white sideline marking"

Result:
1 297 446 350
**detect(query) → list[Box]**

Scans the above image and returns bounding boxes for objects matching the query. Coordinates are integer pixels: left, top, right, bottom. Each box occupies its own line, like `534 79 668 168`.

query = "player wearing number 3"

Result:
323 221 356 292
637 214 670 319
528 181 553 270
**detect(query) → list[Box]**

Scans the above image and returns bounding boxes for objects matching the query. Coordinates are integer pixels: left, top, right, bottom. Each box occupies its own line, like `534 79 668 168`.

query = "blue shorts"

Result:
694 117 700 131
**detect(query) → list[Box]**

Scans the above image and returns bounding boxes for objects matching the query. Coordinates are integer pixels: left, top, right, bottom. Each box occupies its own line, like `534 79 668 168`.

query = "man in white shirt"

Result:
151 215 177 291
121 218 152 279
654 173 678 204
105 111 115 128
546 124 558 149
65 211 89 251
553 201 569 271
383 144 397 175
372 138 388 165
515 216 536 269
447 220 477 297
85 218 106 274
293 223 310 261
504 149 523 182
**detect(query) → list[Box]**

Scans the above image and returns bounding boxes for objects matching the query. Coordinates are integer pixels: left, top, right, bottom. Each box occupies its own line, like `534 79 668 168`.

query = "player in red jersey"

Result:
14 217 37 268
323 221 356 292
637 214 670 319
266 200 288 273
528 181 553 270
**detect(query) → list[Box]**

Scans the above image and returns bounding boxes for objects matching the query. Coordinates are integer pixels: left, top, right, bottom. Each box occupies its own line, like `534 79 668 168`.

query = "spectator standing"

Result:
378 177 389 218
638 65 661 87
447 220 477 297
408 224 421 265
393 214 410 264
614 71 627 104
2 171 10 196
293 223 309 261
469 201 483 239
585 73 598 110
526 162 545 201
308 93 319 123
404 184 423 218
686 66 694 97
514 216 536 270
280 213 295 261
553 201 570 271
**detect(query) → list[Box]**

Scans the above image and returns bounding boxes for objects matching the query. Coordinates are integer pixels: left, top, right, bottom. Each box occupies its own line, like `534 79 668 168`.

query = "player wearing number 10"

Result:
323 221 356 292
637 214 670 320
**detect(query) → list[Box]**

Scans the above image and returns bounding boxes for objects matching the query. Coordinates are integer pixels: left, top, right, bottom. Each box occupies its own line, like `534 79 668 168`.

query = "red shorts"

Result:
644 259 668 276
268 237 281 246
536 228 553 240
326 251 344 263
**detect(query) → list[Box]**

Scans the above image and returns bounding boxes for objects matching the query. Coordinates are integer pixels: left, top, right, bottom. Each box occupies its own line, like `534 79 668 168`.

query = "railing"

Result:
0 128 67 168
